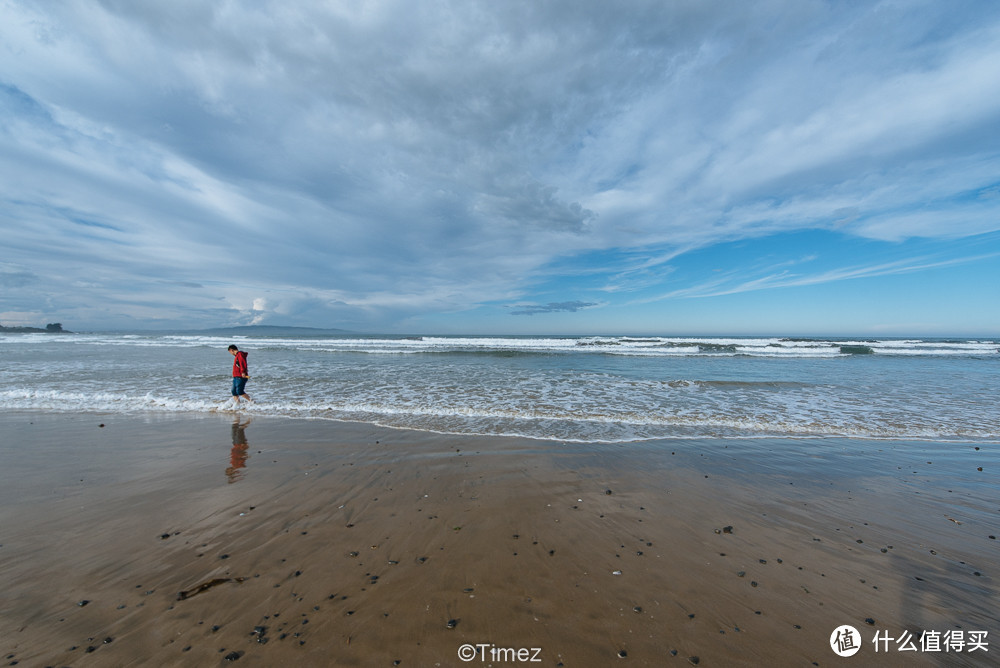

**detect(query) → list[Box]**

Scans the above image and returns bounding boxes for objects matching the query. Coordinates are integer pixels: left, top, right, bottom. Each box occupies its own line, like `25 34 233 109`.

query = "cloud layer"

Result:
1 1 999 331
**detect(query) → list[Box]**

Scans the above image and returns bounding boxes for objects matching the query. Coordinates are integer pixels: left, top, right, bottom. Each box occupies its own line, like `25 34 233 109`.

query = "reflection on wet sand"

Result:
226 417 252 483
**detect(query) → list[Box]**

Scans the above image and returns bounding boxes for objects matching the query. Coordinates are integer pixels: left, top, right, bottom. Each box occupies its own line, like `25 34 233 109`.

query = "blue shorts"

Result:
232 377 248 396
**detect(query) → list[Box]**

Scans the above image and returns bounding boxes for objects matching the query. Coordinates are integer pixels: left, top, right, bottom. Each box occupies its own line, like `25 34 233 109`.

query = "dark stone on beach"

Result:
99 424 105 428
618 649 627 657
605 489 613 495
77 600 89 607
865 618 875 625
737 571 745 578
160 533 170 540
224 651 243 661
688 657 700 665
723 526 733 534
633 606 642 613
103 637 113 644
446 619 458 629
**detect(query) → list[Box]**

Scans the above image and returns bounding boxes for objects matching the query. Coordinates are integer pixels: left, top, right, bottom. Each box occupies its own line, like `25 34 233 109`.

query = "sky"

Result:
1 0 999 336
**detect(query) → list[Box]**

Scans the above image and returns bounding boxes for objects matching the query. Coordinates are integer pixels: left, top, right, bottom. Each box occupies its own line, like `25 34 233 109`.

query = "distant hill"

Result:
0 322 72 334
190 325 356 337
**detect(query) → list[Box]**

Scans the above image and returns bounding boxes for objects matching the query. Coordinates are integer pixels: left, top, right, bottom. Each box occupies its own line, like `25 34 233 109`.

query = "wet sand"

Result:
0 412 997 667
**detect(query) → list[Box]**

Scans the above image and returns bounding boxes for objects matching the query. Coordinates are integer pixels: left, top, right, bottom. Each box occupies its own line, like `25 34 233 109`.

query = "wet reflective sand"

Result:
1 412 996 666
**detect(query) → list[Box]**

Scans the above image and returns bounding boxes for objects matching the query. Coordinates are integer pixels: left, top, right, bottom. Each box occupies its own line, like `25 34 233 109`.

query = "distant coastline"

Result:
186 325 356 337
0 323 72 334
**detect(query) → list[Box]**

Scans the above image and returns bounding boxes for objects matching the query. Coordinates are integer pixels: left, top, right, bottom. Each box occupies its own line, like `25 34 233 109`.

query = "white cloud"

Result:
1 0 999 329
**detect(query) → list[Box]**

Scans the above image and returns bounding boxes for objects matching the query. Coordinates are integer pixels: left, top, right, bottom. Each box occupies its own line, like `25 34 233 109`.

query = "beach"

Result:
1 411 996 667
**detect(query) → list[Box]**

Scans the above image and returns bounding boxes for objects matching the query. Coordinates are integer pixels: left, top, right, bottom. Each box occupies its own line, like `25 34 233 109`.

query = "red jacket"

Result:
232 351 249 377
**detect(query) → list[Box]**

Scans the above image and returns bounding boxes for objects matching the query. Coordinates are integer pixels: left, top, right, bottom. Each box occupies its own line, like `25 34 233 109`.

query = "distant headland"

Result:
0 322 72 334
189 325 355 337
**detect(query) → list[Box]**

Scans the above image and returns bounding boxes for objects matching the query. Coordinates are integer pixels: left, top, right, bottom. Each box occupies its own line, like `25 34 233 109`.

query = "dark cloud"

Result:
509 301 598 316
0 265 38 288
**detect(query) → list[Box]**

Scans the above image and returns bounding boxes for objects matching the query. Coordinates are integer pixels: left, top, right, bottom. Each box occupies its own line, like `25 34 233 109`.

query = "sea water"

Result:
1 332 997 442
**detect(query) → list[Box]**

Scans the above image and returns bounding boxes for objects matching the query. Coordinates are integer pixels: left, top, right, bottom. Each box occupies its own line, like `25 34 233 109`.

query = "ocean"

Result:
1 332 997 443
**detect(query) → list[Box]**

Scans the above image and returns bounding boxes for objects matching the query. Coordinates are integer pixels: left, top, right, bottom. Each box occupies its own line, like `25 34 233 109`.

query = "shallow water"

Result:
1 332 997 442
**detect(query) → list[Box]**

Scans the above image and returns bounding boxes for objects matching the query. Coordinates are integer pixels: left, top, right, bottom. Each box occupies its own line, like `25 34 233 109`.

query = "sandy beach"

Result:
0 411 996 667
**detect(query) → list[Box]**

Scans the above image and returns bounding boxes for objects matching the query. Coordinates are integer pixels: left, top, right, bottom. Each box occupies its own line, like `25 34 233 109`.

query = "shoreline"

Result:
1 411 996 666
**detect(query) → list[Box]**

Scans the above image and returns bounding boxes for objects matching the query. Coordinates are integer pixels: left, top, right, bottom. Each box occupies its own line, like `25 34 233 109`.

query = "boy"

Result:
228 344 253 404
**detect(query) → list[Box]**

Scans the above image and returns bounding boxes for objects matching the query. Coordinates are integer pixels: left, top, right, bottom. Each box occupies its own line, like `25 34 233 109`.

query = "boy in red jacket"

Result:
228 345 253 404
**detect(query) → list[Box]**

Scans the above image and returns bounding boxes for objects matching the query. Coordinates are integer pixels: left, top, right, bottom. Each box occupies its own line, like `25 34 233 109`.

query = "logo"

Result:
831 625 862 657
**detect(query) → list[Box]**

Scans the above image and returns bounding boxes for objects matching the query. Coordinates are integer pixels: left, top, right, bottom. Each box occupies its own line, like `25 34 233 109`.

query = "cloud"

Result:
0 263 38 288
1 1 999 330
647 251 1000 302
508 301 599 316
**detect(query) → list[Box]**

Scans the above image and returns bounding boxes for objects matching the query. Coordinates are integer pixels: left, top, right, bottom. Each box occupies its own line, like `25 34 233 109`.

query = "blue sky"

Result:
1 1 999 335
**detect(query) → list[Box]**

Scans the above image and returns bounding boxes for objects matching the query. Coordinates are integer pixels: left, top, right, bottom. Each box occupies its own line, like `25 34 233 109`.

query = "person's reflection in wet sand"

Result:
226 416 252 483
